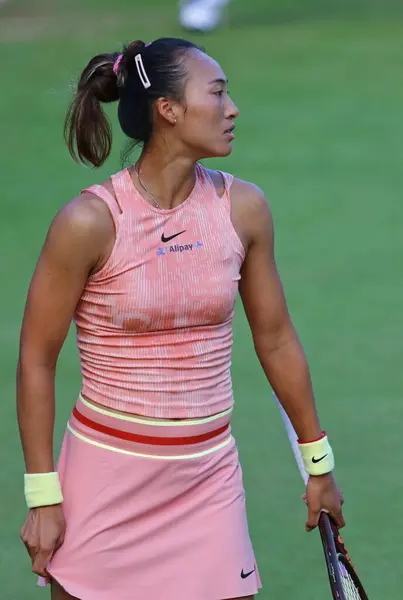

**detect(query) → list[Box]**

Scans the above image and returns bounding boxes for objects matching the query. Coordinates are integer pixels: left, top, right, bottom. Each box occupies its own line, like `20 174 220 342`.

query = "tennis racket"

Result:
273 393 369 599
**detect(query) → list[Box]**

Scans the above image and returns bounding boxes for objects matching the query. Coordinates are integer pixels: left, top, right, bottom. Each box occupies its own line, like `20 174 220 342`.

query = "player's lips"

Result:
224 124 235 140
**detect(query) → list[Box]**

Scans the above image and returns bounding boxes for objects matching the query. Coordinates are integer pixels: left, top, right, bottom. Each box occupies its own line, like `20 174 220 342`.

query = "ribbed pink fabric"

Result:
74 164 245 418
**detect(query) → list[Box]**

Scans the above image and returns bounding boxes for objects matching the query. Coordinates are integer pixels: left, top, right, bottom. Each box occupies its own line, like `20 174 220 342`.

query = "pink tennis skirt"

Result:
39 395 261 599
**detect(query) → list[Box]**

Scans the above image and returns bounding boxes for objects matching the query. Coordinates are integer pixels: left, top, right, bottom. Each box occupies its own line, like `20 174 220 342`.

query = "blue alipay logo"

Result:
157 241 203 256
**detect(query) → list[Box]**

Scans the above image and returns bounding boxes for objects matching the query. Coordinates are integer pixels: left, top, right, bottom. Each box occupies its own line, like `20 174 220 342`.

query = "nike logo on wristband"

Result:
312 454 328 464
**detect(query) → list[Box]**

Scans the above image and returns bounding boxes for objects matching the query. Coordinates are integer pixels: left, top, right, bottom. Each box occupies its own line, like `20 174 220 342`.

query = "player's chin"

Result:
210 141 234 158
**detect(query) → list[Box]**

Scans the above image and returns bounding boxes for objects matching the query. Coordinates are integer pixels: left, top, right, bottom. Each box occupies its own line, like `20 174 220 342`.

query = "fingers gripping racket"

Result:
273 394 369 599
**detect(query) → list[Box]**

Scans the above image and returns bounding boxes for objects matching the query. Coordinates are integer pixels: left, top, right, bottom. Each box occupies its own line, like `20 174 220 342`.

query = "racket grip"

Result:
273 392 309 485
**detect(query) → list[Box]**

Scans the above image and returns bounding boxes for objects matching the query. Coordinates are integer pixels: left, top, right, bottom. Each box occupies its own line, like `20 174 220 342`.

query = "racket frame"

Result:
273 393 369 599
319 512 347 600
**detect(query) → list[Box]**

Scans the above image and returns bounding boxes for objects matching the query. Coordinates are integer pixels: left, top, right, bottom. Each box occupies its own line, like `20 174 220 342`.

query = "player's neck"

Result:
135 148 198 209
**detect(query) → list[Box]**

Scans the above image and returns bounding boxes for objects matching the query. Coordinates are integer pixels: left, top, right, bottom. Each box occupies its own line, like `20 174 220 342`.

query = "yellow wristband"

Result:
24 472 63 508
298 434 335 476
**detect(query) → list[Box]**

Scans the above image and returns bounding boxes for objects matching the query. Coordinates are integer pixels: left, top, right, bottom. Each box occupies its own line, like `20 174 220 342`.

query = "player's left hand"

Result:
302 472 345 532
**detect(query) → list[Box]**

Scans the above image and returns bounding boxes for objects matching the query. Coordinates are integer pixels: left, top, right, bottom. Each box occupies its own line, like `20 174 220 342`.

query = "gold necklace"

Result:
134 163 163 210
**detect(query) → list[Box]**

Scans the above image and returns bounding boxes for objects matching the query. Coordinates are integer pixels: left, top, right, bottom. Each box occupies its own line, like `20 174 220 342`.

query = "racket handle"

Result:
273 392 309 486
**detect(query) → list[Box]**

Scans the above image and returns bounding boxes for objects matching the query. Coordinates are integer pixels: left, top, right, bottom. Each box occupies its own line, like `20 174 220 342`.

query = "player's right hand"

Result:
20 504 66 582
303 473 345 532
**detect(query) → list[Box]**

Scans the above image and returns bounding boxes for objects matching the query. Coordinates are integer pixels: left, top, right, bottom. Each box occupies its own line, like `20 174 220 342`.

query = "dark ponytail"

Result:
64 52 120 167
65 38 201 168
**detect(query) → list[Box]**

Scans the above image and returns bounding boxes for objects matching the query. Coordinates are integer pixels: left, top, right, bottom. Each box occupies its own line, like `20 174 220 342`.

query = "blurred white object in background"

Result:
179 0 231 32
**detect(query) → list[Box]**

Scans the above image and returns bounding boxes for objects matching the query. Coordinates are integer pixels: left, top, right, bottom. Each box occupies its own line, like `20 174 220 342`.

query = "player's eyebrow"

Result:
208 78 228 85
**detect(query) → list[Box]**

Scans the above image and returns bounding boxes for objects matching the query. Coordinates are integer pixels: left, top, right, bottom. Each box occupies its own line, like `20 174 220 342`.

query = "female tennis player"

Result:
17 38 344 600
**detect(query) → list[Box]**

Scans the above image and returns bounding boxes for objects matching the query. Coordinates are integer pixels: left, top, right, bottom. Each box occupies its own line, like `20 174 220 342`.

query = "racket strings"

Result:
338 558 362 599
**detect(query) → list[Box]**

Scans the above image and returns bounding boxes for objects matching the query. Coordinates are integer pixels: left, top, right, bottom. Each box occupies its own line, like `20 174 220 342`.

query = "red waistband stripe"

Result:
72 407 230 446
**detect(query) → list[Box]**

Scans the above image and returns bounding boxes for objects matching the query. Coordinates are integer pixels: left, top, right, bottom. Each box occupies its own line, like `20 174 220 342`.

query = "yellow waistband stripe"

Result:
79 394 233 427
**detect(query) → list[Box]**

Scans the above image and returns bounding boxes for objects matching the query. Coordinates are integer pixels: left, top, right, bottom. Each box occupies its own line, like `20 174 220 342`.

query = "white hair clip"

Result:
135 53 151 89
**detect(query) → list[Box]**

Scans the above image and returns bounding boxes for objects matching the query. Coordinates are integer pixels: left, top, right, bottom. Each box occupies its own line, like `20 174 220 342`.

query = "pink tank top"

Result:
74 164 245 418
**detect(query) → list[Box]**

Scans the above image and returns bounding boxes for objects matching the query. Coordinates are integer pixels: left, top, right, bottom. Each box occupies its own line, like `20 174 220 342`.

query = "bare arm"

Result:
17 193 115 474
232 180 321 442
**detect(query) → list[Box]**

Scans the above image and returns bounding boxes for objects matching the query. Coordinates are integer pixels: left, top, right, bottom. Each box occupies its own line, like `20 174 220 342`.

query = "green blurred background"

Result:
1 0 403 597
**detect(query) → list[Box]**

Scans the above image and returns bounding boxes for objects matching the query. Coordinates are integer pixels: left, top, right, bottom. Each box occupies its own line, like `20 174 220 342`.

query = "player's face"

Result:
176 49 239 159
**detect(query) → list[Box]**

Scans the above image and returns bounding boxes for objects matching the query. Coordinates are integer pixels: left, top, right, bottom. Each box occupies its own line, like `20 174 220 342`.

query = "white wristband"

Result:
298 433 335 476
24 472 63 508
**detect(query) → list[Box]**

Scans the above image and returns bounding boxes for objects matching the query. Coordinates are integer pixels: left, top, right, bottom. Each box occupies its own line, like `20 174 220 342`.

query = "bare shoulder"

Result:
231 177 271 218
230 177 273 248
205 168 270 216
44 188 116 271
51 191 114 240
